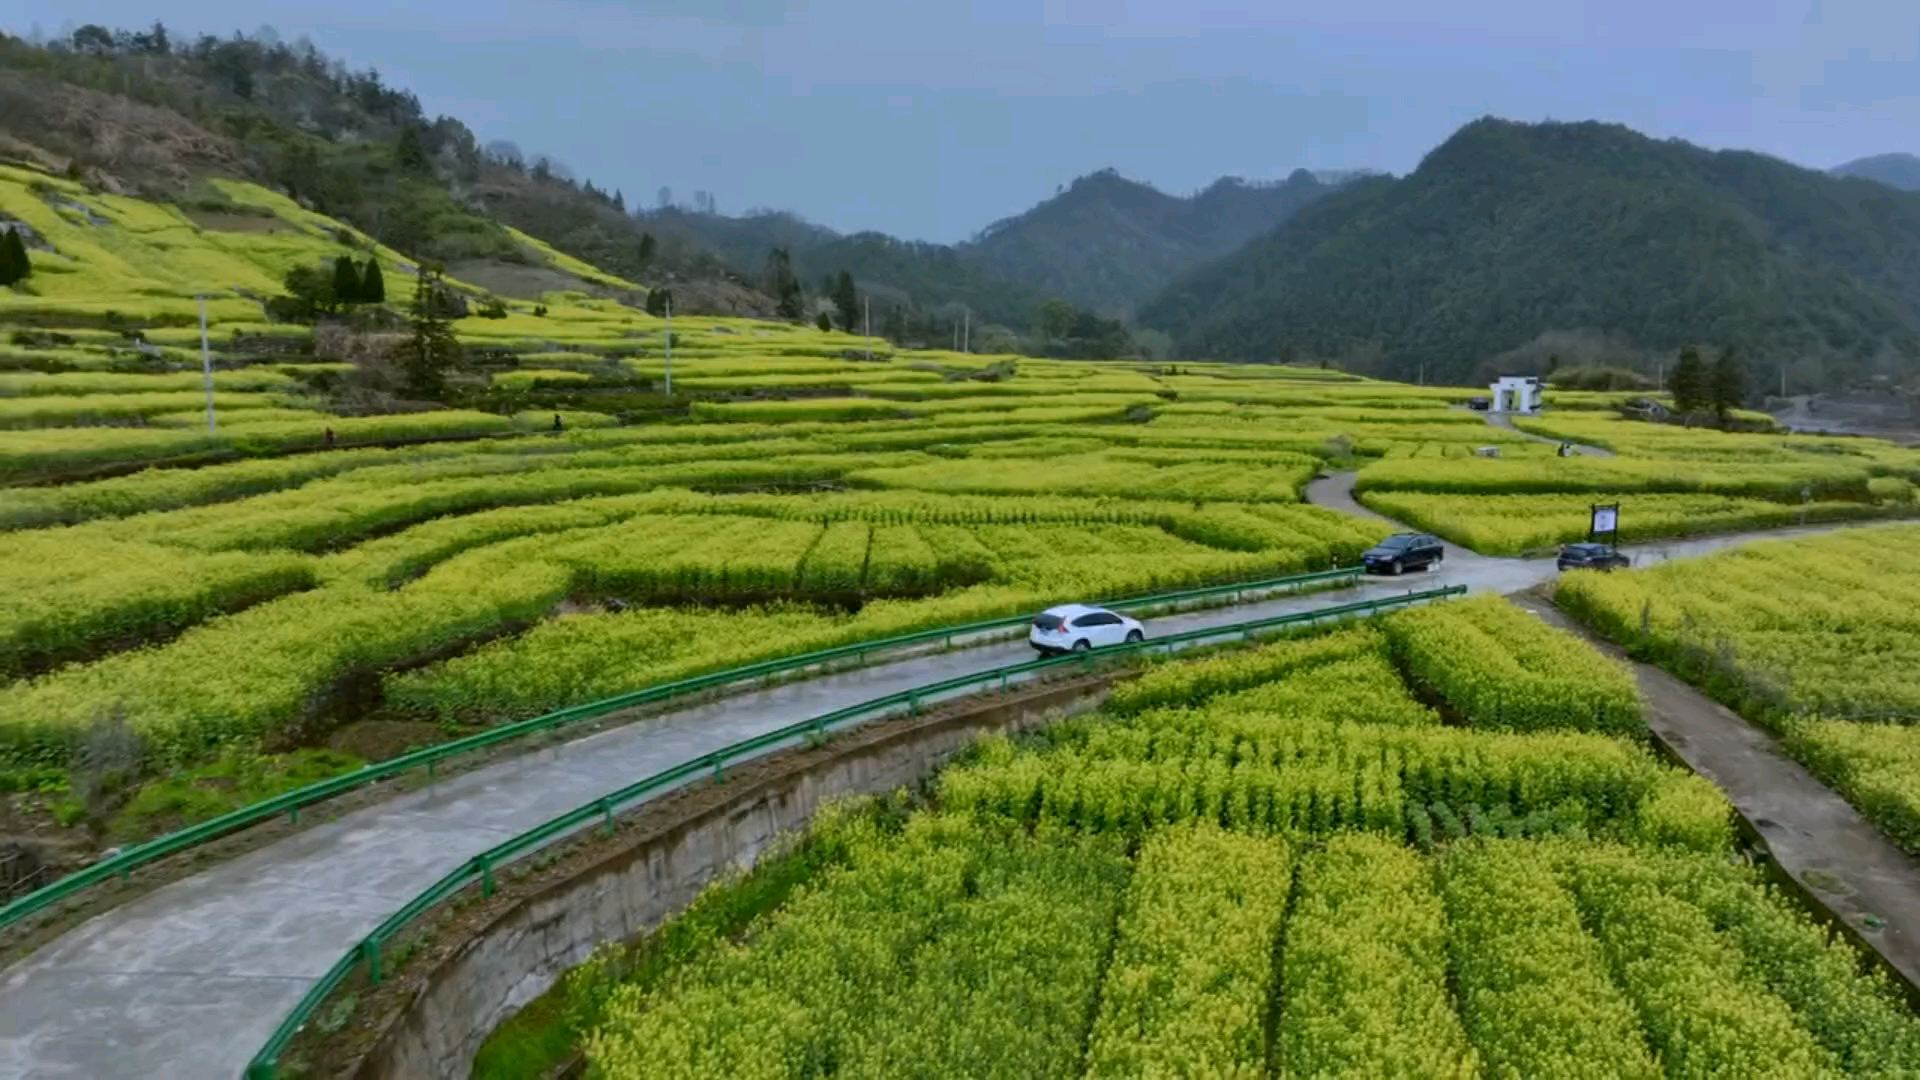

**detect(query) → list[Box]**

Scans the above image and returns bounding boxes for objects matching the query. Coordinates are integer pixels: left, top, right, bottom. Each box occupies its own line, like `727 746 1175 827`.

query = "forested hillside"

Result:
963 168 1331 315
642 168 1335 337
1146 119 1920 388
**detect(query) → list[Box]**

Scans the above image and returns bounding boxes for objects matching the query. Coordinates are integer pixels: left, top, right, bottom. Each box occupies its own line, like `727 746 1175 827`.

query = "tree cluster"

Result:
0 228 31 287
830 270 860 332
270 255 386 321
1668 345 1747 420
765 247 804 320
1033 297 1132 360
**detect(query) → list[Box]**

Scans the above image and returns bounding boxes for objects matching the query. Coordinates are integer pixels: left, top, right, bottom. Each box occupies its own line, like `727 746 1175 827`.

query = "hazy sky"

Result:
9 1 1918 240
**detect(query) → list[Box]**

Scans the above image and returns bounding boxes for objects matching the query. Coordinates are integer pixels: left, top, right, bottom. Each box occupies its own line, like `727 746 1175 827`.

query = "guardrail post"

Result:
426 760 436 781
600 797 614 834
908 692 919 715
288 805 299 825
366 935 383 985
479 855 494 898
712 754 725 782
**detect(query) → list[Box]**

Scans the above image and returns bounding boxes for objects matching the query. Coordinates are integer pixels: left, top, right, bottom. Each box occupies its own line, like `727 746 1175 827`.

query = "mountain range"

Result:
1144 120 1920 386
4 24 1920 388
640 168 1336 328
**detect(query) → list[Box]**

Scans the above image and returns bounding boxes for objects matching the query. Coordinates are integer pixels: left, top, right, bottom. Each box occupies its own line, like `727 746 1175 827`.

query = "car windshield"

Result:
1032 613 1066 630
1378 536 1416 549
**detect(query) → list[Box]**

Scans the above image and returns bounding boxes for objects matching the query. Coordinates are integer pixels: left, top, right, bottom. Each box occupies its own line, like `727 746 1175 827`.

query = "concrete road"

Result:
0 477 1871 1078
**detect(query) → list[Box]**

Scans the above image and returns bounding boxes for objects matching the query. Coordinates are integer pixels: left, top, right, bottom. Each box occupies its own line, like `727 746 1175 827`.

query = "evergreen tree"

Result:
332 255 362 305
637 232 656 267
395 124 431 174
816 311 833 333
1669 346 1707 414
831 270 860 331
0 228 28 287
1710 345 1746 419
645 287 673 317
360 259 386 304
764 247 804 320
398 264 461 397
612 189 626 213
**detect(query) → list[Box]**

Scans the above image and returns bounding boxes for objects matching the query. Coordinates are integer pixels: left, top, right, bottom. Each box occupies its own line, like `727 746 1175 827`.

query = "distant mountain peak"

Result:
1831 153 1920 192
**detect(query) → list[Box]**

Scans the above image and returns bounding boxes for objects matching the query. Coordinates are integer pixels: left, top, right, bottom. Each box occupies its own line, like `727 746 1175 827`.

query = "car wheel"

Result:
1125 629 1144 644
1072 639 1091 652
1391 559 1404 575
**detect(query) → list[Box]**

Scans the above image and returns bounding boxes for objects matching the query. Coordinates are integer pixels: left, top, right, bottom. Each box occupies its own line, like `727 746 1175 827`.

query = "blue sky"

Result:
9 1 1918 241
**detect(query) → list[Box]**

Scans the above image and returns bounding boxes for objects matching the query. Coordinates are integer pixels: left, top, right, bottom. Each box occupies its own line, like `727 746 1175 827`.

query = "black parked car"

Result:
1362 533 1445 575
1557 542 1630 571
1466 396 1492 411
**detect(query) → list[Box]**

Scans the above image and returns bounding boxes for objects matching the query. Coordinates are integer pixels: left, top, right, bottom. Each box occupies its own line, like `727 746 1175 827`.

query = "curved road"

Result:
0 475 1867 1078
1482 409 1615 456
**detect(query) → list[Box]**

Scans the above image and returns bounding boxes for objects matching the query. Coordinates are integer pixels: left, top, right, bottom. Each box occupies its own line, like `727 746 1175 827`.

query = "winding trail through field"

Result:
0 475 1897 1078
1482 409 1616 456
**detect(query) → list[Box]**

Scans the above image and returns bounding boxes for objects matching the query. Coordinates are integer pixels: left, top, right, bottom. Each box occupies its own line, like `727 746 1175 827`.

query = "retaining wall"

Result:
363 678 1108 1078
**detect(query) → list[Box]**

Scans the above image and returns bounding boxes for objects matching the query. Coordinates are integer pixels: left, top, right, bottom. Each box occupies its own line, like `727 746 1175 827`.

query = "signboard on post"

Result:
1589 503 1619 545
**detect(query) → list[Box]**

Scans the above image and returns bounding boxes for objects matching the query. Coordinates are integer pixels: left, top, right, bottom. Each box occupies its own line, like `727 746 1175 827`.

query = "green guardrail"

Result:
245 583 1462 1079
0 565 1360 936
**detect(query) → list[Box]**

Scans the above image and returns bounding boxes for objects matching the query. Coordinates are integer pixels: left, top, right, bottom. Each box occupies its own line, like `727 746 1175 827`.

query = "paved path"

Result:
1512 595 1920 989
0 475 1882 1078
1484 409 1616 456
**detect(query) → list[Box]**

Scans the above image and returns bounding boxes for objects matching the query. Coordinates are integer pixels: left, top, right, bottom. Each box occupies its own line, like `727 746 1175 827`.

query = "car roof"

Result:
1564 542 1608 552
1041 603 1108 618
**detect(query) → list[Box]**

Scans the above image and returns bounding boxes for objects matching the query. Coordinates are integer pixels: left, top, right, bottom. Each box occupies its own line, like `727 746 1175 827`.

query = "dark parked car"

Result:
1362 533 1444 575
1557 542 1630 572
1466 396 1492 411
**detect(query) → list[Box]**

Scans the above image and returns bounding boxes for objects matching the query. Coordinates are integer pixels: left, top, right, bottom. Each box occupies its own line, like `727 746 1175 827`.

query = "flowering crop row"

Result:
586 814 1127 1078
1559 843 1841 1077
1276 833 1477 1078
1385 595 1643 736
940 715 1726 849
1359 490 1903 555
1084 822 1292 1077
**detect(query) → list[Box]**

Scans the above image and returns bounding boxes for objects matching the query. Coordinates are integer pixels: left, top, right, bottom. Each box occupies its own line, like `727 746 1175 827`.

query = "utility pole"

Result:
198 295 216 432
1656 360 1664 391
663 294 673 396
952 318 958 352
1780 365 1787 399
863 295 872 361
962 309 970 353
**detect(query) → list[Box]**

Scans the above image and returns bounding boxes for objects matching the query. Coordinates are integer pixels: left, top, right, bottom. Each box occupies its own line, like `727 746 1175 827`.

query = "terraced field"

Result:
5 152 1920 848
550 609 1920 1078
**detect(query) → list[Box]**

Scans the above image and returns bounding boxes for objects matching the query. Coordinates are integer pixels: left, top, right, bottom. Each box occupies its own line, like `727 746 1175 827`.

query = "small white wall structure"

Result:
1490 375 1542 414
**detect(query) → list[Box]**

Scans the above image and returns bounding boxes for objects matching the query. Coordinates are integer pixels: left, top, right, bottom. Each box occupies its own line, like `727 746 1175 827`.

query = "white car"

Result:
1030 604 1145 655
